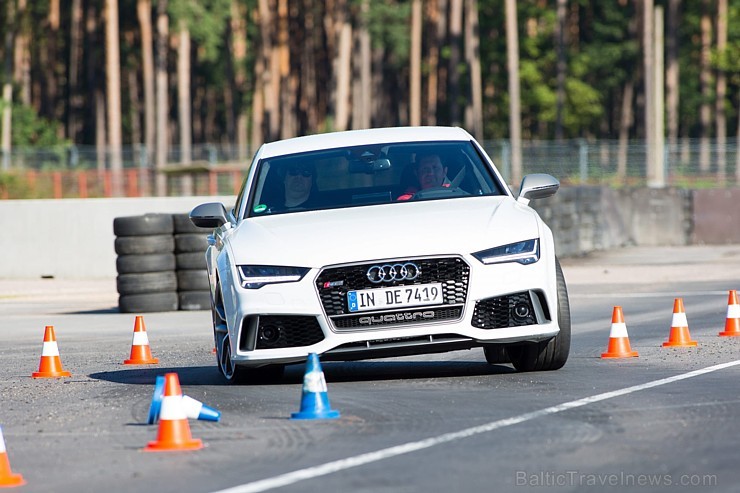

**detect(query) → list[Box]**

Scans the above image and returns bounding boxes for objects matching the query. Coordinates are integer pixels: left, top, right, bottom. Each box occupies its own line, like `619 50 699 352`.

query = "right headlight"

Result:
237 265 310 289
471 239 539 265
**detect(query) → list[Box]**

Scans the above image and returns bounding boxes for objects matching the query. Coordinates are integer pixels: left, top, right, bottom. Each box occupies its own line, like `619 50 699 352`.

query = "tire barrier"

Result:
114 213 213 312
173 213 212 311
114 214 179 313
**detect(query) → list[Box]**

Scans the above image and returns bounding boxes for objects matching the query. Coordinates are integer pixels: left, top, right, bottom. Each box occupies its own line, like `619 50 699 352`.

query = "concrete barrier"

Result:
0 187 736 279
0 196 234 279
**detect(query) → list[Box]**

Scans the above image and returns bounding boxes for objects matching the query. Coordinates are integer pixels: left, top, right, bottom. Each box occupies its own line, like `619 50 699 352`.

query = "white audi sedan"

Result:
191 126 570 383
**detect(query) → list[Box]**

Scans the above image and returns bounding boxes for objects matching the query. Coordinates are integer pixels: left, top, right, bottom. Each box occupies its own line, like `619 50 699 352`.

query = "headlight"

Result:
237 265 310 289
472 239 539 265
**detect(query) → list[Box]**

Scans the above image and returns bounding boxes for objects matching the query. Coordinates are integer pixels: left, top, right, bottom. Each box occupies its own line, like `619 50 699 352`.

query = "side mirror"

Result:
190 202 229 228
517 174 560 205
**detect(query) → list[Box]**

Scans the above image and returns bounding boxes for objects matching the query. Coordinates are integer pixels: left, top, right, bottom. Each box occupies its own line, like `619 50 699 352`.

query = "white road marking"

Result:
211 359 740 493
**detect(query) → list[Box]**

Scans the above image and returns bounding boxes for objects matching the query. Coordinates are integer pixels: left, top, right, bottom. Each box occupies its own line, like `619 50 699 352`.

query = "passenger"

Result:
397 153 448 201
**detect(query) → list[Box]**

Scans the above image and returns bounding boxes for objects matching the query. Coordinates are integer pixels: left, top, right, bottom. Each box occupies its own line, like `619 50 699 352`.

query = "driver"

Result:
397 153 448 201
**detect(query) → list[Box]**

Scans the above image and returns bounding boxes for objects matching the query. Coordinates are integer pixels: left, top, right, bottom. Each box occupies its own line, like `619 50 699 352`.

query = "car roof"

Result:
257 126 474 159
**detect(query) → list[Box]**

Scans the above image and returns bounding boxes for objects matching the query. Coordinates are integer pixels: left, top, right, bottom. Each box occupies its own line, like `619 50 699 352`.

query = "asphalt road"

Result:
1 245 740 493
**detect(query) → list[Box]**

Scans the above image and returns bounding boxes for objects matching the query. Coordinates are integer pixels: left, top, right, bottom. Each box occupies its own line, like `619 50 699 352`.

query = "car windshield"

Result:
245 140 506 218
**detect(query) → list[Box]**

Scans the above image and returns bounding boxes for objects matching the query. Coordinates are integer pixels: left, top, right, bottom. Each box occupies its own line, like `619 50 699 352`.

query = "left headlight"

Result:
237 265 310 289
472 239 539 265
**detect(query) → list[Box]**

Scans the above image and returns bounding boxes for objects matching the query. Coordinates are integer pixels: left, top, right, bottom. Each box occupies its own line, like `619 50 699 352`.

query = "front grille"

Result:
254 315 325 349
472 292 536 329
315 257 469 330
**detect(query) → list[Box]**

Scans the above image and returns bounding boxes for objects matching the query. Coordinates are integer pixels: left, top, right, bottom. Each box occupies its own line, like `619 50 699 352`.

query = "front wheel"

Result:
507 257 571 372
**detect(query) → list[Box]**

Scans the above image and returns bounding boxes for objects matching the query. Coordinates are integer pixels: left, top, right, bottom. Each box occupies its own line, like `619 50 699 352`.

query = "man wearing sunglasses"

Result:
283 163 316 209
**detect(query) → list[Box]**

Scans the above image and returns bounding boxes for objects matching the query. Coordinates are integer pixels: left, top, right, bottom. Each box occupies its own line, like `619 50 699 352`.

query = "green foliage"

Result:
6 103 69 147
366 0 411 66
169 0 232 62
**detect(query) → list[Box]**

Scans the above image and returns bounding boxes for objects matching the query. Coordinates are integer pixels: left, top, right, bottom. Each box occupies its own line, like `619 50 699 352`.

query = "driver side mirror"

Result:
517 174 560 205
190 202 229 228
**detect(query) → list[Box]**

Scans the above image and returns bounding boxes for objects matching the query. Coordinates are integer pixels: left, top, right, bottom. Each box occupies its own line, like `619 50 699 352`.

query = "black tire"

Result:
483 345 510 364
117 271 178 295
178 290 211 310
176 252 207 270
175 233 209 253
116 253 175 274
113 213 173 236
114 235 175 255
177 269 210 291
173 213 213 234
119 292 179 313
507 258 571 372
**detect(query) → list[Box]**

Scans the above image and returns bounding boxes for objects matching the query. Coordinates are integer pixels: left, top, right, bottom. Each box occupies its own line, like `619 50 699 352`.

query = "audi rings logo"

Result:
367 263 421 283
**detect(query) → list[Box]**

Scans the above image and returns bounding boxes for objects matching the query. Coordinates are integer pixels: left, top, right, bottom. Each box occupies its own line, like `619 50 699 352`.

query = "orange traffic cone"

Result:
123 316 159 365
719 290 740 337
0 426 25 488
32 326 71 378
601 306 639 358
662 298 697 347
143 373 203 452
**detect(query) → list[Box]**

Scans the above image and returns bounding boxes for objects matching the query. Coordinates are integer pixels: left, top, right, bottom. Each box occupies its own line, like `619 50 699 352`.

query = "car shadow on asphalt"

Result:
89 360 515 386
89 365 224 386
316 360 516 384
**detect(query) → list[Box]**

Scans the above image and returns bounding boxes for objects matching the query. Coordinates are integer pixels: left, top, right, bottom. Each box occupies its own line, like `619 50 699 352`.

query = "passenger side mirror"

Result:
190 202 229 228
517 174 560 205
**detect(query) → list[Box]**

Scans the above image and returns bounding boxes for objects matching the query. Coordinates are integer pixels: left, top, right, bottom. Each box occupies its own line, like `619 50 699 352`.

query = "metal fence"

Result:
1 138 738 199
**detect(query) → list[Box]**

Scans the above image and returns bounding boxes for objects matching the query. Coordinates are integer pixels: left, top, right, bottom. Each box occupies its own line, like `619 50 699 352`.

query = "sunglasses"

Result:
287 167 313 177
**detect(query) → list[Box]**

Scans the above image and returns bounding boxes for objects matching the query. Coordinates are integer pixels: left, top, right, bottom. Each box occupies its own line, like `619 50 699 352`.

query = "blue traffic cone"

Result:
147 375 220 424
291 353 340 420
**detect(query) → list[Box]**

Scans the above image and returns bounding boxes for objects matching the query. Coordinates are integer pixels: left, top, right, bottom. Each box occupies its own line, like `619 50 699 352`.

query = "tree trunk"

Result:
617 78 634 180
155 0 169 196
1 0 14 171
334 1 352 132
699 0 712 172
258 0 278 141
13 0 30 106
643 0 655 180
505 0 522 185
426 0 440 125
67 0 84 142
435 0 448 122
138 0 156 165
278 0 295 138
410 0 422 127
105 0 124 197
230 0 249 158
464 0 483 139
715 0 727 180
177 23 193 195
666 0 680 150
554 0 567 140
448 0 463 126
351 0 371 129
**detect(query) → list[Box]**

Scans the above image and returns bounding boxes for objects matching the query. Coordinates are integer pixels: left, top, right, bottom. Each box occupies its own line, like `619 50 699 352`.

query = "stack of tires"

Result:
114 214 179 313
173 213 212 310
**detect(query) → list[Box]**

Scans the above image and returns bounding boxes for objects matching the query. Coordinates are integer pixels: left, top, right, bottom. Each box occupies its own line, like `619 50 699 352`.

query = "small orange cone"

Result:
719 290 740 337
143 373 203 452
662 298 697 347
124 316 159 365
0 426 25 488
32 326 71 378
601 306 639 358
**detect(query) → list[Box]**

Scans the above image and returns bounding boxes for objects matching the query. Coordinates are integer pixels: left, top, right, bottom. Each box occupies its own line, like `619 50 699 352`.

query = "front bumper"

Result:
222 254 560 367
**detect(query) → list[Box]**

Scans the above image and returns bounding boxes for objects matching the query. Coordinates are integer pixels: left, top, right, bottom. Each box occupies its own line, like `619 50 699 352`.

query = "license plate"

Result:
347 283 443 313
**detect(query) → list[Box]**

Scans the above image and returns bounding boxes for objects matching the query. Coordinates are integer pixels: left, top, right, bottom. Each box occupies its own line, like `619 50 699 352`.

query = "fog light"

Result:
512 302 531 322
259 324 283 344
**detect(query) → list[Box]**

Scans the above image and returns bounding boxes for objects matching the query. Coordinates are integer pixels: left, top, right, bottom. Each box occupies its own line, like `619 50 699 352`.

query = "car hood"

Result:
226 197 541 267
